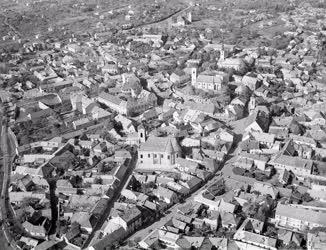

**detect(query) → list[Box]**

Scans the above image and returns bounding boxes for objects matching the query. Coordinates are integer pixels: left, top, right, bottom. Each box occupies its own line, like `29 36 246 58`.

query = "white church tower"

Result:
191 67 197 85
187 11 192 23
220 44 225 61
138 124 147 144
249 96 256 114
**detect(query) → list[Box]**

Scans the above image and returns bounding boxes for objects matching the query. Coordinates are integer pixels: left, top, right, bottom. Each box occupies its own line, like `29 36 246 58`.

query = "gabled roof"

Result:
91 227 126 250
276 204 326 226
22 221 46 236
235 230 277 248
270 155 313 172
71 212 93 229
196 74 223 84
154 186 177 200
98 92 123 106
139 136 181 153
119 206 142 224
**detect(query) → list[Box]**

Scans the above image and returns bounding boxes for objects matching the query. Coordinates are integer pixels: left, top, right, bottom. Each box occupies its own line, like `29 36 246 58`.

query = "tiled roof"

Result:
98 92 122 106
276 204 326 226
139 136 181 153
270 155 313 171
235 230 277 248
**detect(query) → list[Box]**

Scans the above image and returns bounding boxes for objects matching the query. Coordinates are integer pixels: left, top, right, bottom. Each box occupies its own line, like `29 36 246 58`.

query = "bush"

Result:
271 36 290 50
244 171 255 178
302 192 313 202
254 172 268 181
233 167 246 176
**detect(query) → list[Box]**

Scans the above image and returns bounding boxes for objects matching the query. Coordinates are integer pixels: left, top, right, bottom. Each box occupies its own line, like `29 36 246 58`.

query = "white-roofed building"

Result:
275 204 326 231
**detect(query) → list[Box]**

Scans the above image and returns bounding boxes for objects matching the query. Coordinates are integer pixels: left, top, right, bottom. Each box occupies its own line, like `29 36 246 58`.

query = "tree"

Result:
255 172 268 181
271 36 290 50
70 175 83 188
283 241 303 249
302 192 313 202
289 120 304 135
127 240 136 247
94 177 103 185
242 202 259 218
0 63 9 74
233 167 245 176
129 179 141 192
265 225 278 238
82 148 90 157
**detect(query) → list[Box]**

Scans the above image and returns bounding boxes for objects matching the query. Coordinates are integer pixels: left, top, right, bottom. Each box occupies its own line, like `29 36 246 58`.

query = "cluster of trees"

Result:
242 195 276 221
232 167 272 182
13 115 70 145
129 41 153 55
271 35 291 50
237 0 296 13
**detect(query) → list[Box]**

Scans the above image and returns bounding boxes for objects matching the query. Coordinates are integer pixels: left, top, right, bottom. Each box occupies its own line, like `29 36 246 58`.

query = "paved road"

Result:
0 134 14 250
126 4 193 30
0 105 17 249
84 152 138 248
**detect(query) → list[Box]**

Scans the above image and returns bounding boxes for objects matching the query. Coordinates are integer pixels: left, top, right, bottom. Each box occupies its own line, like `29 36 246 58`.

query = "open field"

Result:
1 0 323 51
0 0 187 47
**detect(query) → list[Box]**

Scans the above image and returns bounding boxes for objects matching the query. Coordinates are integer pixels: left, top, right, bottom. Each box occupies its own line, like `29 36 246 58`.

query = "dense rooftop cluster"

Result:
0 1 325 250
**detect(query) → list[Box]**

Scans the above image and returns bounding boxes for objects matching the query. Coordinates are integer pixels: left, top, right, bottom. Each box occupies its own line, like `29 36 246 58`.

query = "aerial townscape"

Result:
0 0 326 249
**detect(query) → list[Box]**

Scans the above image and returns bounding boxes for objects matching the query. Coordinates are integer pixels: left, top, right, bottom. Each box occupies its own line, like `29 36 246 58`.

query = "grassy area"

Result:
0 0 186 47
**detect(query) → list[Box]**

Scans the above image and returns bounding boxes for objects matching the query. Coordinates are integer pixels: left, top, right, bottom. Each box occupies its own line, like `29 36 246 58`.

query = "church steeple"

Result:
249 96 256 114
138 123 147 143
220 44 225 61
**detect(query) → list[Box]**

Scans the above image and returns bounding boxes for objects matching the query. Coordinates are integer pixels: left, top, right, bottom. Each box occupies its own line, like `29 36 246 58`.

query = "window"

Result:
167 155 170 160
140 154 143 159
148 154 150 158
154 154 157 158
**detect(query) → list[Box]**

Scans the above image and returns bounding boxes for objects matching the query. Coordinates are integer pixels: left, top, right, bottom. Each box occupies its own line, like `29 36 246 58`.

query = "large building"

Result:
191 69 229 92
97 92 128 115
137 136 181 170
218 58 246 72
269 155 313 177
275 204 326 231
97 90 157 116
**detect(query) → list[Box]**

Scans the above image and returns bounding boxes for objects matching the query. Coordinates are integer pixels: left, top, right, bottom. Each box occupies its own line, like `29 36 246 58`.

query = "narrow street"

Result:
83 152 138 248
48 180 58 235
